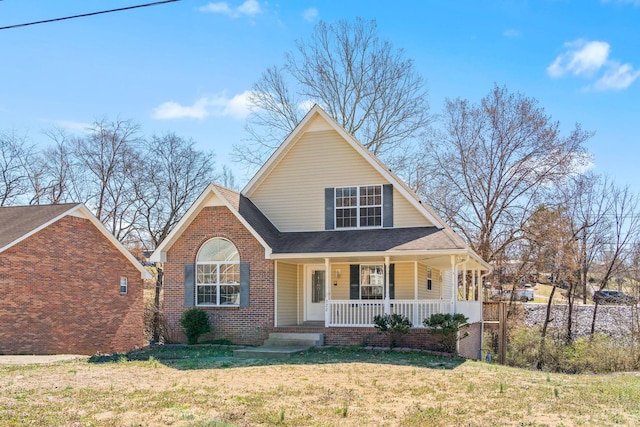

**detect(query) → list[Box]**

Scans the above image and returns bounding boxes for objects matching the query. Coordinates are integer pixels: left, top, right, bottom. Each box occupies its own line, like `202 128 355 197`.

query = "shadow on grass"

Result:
88 345 466 371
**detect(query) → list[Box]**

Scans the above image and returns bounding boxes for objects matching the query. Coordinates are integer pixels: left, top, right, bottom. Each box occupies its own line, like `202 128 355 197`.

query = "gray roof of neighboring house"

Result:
213 184 464 254
0 204 78 251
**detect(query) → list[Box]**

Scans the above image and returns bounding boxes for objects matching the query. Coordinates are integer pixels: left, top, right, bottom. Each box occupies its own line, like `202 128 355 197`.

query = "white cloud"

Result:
594 62 640 91
46 120 93 133
547 39 610 78
303 7 318 22
503 29 521 38
547 38 639 91
152 91 254 120
199 0 262 18
601 0 640 5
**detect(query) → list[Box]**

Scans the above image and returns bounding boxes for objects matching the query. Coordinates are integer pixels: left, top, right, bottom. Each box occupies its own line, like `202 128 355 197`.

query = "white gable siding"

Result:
250 129 432 232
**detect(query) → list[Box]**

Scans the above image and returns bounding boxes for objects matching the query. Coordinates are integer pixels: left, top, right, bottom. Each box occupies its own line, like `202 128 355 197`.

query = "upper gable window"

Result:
335 185 382 228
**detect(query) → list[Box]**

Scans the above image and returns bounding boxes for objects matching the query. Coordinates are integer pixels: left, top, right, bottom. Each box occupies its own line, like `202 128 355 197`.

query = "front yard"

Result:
1 346 639 426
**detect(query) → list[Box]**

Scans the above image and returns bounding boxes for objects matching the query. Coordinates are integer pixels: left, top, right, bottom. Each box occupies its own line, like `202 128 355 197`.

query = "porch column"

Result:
414 261 418 300
324 257 331 327
384 256 390 314
450 255 456 314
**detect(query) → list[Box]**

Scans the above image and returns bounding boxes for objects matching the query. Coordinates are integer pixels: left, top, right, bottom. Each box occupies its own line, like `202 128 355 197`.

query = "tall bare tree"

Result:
424 85 592 264
72 118 143 241
0 130 33 206
232 18 431 172
135 132 216 249
590 182 640 335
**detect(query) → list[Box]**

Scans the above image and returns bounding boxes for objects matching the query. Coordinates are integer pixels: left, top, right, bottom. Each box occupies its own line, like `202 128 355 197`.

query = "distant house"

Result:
151 105 490 358
0 203 151 355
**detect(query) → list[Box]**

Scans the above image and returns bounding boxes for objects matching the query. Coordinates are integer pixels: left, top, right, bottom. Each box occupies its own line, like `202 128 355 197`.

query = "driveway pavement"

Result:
0 355 88 365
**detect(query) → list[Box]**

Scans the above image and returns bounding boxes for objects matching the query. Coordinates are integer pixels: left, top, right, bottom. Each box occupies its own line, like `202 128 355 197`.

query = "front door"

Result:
306 266 325 321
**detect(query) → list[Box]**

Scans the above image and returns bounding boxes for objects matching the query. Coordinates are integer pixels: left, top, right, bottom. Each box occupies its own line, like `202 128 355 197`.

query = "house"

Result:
0 203 151 355
151 105 490 358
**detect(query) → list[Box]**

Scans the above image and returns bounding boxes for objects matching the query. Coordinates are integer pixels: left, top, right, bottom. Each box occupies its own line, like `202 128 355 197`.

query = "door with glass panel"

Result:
306 265 325 321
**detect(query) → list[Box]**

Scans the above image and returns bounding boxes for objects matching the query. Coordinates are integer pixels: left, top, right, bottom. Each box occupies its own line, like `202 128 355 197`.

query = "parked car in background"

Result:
592 290 638 305
490 288 534 302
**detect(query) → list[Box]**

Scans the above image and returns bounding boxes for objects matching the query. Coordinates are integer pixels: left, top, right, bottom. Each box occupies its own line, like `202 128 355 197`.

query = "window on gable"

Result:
335 185 382 228
196 238 240 306
120 277 128 294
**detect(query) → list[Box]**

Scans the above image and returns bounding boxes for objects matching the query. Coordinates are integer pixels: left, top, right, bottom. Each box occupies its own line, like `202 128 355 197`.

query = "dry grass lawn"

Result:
1 346 639 426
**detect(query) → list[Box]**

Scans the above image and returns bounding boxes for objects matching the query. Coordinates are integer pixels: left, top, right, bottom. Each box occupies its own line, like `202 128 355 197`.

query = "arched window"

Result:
196 238 240 306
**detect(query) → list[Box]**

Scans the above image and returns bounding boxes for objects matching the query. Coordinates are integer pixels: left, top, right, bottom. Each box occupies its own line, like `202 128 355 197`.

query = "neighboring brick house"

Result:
151 105 490 358
0 203 151 355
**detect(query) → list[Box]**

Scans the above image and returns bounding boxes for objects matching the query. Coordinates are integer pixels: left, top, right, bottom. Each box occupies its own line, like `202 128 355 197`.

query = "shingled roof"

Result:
213 184 464 254
0 204 79 252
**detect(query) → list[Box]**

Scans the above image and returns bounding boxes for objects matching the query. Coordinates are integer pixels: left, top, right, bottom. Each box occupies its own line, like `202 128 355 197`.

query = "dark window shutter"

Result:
325 188 335 230
349 264 360 299
184 264 195 307
388 264 395 299
240 262 250 307
383 184 393 228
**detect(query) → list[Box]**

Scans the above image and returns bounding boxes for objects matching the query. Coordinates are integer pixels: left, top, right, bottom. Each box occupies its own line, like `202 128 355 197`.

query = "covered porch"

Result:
274 252 487 329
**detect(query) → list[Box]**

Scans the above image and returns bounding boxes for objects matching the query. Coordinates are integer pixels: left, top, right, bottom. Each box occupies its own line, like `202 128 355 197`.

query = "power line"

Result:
0 0 180 31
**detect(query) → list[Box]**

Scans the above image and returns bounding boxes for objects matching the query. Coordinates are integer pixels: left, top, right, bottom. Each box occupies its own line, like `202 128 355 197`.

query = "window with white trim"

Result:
120 277 128 294
196 238 240 306
335 185 382 228
427 267 432 291
360 264 384 299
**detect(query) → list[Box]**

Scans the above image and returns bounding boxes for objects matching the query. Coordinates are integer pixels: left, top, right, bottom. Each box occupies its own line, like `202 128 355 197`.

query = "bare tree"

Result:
72 118 143 241
135 132 216 249
590 182 640 335
424 85 592 264
0 130 33 206
232 18 431 173
26 127 79 205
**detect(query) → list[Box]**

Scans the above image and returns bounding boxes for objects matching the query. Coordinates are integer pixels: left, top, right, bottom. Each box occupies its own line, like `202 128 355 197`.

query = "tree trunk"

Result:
537 285 556 370
152 267 163 343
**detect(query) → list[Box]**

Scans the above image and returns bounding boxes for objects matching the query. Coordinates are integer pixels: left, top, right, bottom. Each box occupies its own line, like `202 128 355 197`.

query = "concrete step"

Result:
262 338 318 347
267 332 324 346
232 332 324 359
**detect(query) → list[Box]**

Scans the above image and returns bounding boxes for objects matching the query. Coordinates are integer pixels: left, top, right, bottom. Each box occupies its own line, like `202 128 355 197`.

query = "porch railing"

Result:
328 299 451 327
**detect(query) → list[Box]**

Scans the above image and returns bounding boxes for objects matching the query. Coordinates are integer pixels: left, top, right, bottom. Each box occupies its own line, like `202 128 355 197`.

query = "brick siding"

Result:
0 215 144 355
163 206 274 345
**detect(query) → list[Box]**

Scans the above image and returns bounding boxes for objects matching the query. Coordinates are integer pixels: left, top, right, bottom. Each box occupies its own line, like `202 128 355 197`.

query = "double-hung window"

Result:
427 267 433 291
360 264 384 299
196 238 240 306
335 185 382 228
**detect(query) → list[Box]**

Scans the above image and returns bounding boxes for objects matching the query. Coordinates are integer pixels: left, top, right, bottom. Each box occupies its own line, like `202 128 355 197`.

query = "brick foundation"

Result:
0 216 144 355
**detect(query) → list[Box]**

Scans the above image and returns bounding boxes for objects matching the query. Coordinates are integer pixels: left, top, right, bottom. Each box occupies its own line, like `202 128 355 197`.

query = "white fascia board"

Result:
75 205 153 280
150 183 273 262
0 204 84 255
242 105 322 197
150 183 215 262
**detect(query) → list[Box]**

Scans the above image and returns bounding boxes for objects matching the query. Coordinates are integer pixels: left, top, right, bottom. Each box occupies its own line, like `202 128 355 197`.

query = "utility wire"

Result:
0 0 180 31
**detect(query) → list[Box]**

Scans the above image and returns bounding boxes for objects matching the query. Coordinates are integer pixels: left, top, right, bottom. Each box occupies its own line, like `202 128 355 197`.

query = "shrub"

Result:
373 313 412 348
507 327 640 373
423 313 469 354
180 308 211 345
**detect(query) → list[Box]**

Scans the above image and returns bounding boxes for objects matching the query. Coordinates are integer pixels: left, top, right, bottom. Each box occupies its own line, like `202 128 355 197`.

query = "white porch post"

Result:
384 256 390 314
450 255 456 314
414 261 419 326
324 257 330 327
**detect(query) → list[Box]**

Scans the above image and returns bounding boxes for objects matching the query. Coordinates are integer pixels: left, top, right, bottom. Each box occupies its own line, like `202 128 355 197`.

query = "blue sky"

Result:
1 0 639 188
